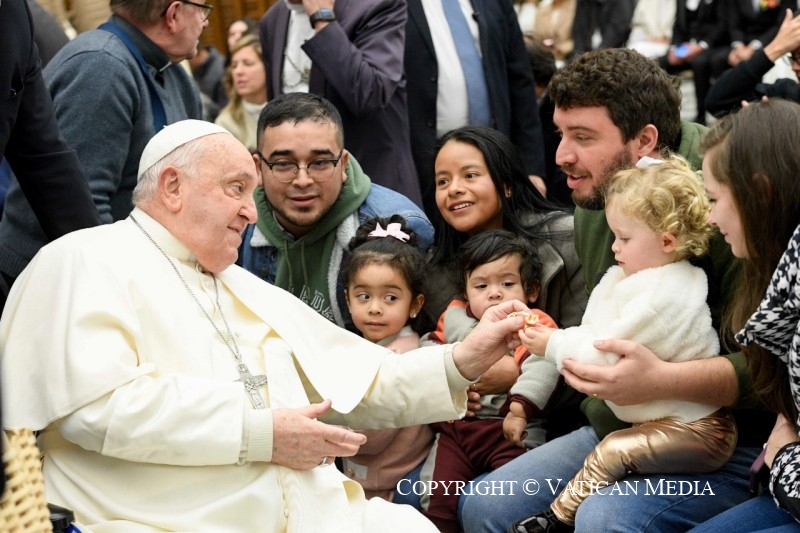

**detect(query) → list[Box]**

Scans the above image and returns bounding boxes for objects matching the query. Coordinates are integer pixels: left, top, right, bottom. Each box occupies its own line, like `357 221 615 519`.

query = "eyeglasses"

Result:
258 150 344 183
161 0 213 22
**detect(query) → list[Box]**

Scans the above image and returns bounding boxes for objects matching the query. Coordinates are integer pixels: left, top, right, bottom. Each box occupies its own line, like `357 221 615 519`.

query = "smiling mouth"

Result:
450 202 472 211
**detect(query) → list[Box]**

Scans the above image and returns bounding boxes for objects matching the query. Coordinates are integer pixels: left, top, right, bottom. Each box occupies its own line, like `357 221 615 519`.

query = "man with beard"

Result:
459 48 770 533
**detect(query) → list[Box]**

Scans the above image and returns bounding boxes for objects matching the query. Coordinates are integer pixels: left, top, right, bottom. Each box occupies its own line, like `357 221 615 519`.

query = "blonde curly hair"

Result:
604 155 712 260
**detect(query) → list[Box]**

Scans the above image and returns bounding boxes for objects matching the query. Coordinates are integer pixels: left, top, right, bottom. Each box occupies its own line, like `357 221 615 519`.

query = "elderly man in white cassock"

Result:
0 120 529 532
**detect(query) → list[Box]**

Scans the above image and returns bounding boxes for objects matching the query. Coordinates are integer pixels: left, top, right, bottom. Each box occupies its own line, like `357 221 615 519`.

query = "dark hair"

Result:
700 99 800 420
524 35 557 89
456 229 542 298
342 215 431 333
110 0 169 24
548 48 682 152
257 93 345 152
431 126 570 267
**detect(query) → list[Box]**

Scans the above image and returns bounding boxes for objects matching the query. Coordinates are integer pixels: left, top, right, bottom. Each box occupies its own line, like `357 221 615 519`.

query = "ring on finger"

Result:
319 456 330 467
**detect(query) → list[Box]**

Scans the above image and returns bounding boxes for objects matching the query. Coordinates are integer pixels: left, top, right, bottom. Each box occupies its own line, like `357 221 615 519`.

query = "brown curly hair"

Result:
549 48 682 152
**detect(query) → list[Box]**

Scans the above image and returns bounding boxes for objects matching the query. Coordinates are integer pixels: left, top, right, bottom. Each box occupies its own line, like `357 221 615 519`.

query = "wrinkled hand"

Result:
518 324 554 357
765 413 800 468
272 400 367 470
452 300 529 380
561 338 668 405
503 402 528 448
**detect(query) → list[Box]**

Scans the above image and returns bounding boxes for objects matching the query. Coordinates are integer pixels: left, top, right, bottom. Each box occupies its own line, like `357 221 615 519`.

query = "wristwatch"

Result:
309 8 336 29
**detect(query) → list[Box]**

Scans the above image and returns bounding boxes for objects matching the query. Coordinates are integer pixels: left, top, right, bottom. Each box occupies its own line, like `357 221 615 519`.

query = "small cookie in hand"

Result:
508 311 540 329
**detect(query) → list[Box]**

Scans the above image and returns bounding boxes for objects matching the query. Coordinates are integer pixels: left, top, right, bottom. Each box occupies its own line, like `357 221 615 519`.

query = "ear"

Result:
339 150 350 183
410 294 425 319
635 124 660 158
252 153 264 187
661 232 678 253
161 1 180 32
158 166 183 213
526 281 541 305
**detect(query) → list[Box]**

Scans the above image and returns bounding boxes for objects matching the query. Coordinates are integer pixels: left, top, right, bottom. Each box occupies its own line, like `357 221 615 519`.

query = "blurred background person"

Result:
532 0 576 65
524 35 571 207
572 0 635 56
215 35 268 152
227 16 258 62
626 0 675 59
515 0 539 34
658 0 728 126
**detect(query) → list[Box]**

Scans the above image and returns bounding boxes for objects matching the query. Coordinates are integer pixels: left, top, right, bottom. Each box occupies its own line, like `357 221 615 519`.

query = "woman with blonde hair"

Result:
215 35 267 152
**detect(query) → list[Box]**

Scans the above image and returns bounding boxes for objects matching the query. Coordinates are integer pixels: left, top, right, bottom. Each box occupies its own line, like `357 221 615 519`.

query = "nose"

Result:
368 301 382 315
291 167 315 187
241 194 258 224
707 206 718 227
488 285 503 300
447 176 465 196
555 138 575 166
611 238 620 254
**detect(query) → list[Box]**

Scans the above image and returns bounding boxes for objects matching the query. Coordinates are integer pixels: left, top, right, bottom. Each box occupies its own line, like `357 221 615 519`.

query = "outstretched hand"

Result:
452 300 529 381
271 399 367 470
518 324 554 357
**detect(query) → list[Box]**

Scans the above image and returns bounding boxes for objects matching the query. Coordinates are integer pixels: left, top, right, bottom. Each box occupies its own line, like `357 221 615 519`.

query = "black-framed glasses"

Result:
258 150 345 183
161 0 213 22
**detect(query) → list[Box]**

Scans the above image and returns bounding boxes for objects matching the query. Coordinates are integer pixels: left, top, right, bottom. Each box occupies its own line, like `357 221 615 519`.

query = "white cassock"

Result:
0 208 470 532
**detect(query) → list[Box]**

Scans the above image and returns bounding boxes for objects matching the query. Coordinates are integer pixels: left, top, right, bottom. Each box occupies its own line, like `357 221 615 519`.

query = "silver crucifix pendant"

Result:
237 363 268 409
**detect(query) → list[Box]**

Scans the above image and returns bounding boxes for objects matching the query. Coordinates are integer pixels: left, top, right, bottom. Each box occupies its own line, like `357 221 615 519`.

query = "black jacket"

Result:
0 0 99 241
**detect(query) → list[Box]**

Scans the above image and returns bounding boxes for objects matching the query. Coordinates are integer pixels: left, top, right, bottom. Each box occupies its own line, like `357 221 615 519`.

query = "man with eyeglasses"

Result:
259 0 423 209
0 0 207 300
707 7 800 118
239 92 434 332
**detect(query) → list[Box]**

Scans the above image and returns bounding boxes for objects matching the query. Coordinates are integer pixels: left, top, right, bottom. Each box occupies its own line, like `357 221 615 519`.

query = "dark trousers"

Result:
421 418 526 532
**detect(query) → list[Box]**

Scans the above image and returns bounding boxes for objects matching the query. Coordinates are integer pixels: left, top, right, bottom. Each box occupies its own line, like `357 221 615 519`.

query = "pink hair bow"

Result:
368 222 410 242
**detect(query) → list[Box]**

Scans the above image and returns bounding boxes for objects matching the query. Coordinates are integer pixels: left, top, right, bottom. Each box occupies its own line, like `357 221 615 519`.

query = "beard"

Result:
567 148 635 210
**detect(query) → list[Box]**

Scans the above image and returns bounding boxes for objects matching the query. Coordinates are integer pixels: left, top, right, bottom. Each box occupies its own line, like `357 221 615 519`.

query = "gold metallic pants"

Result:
552 408 738 525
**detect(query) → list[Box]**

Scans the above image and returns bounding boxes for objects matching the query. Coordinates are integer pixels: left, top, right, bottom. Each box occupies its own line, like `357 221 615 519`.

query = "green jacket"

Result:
574 121 769 444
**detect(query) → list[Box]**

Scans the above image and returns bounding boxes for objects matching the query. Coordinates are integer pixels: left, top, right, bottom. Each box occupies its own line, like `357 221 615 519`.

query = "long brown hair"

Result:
701 99 800 419
220 35 265 128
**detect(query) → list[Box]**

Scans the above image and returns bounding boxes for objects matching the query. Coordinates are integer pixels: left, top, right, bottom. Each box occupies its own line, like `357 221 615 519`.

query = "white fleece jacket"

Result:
545 261 720 423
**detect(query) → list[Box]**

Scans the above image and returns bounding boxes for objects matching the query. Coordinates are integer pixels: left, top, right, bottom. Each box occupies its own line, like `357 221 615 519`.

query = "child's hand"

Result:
503 401 528 448
518 325 554 356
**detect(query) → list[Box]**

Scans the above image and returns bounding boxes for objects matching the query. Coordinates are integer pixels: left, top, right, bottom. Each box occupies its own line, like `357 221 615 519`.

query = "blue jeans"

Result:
460 426 760 533
688 494 800 532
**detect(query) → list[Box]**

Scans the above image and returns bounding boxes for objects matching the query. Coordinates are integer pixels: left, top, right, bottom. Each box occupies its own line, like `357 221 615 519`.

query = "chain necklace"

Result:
284 51 311 90
131 215 267 409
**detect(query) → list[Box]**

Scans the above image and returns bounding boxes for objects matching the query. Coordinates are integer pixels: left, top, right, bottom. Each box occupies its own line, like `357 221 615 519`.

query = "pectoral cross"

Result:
237 362 268 409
